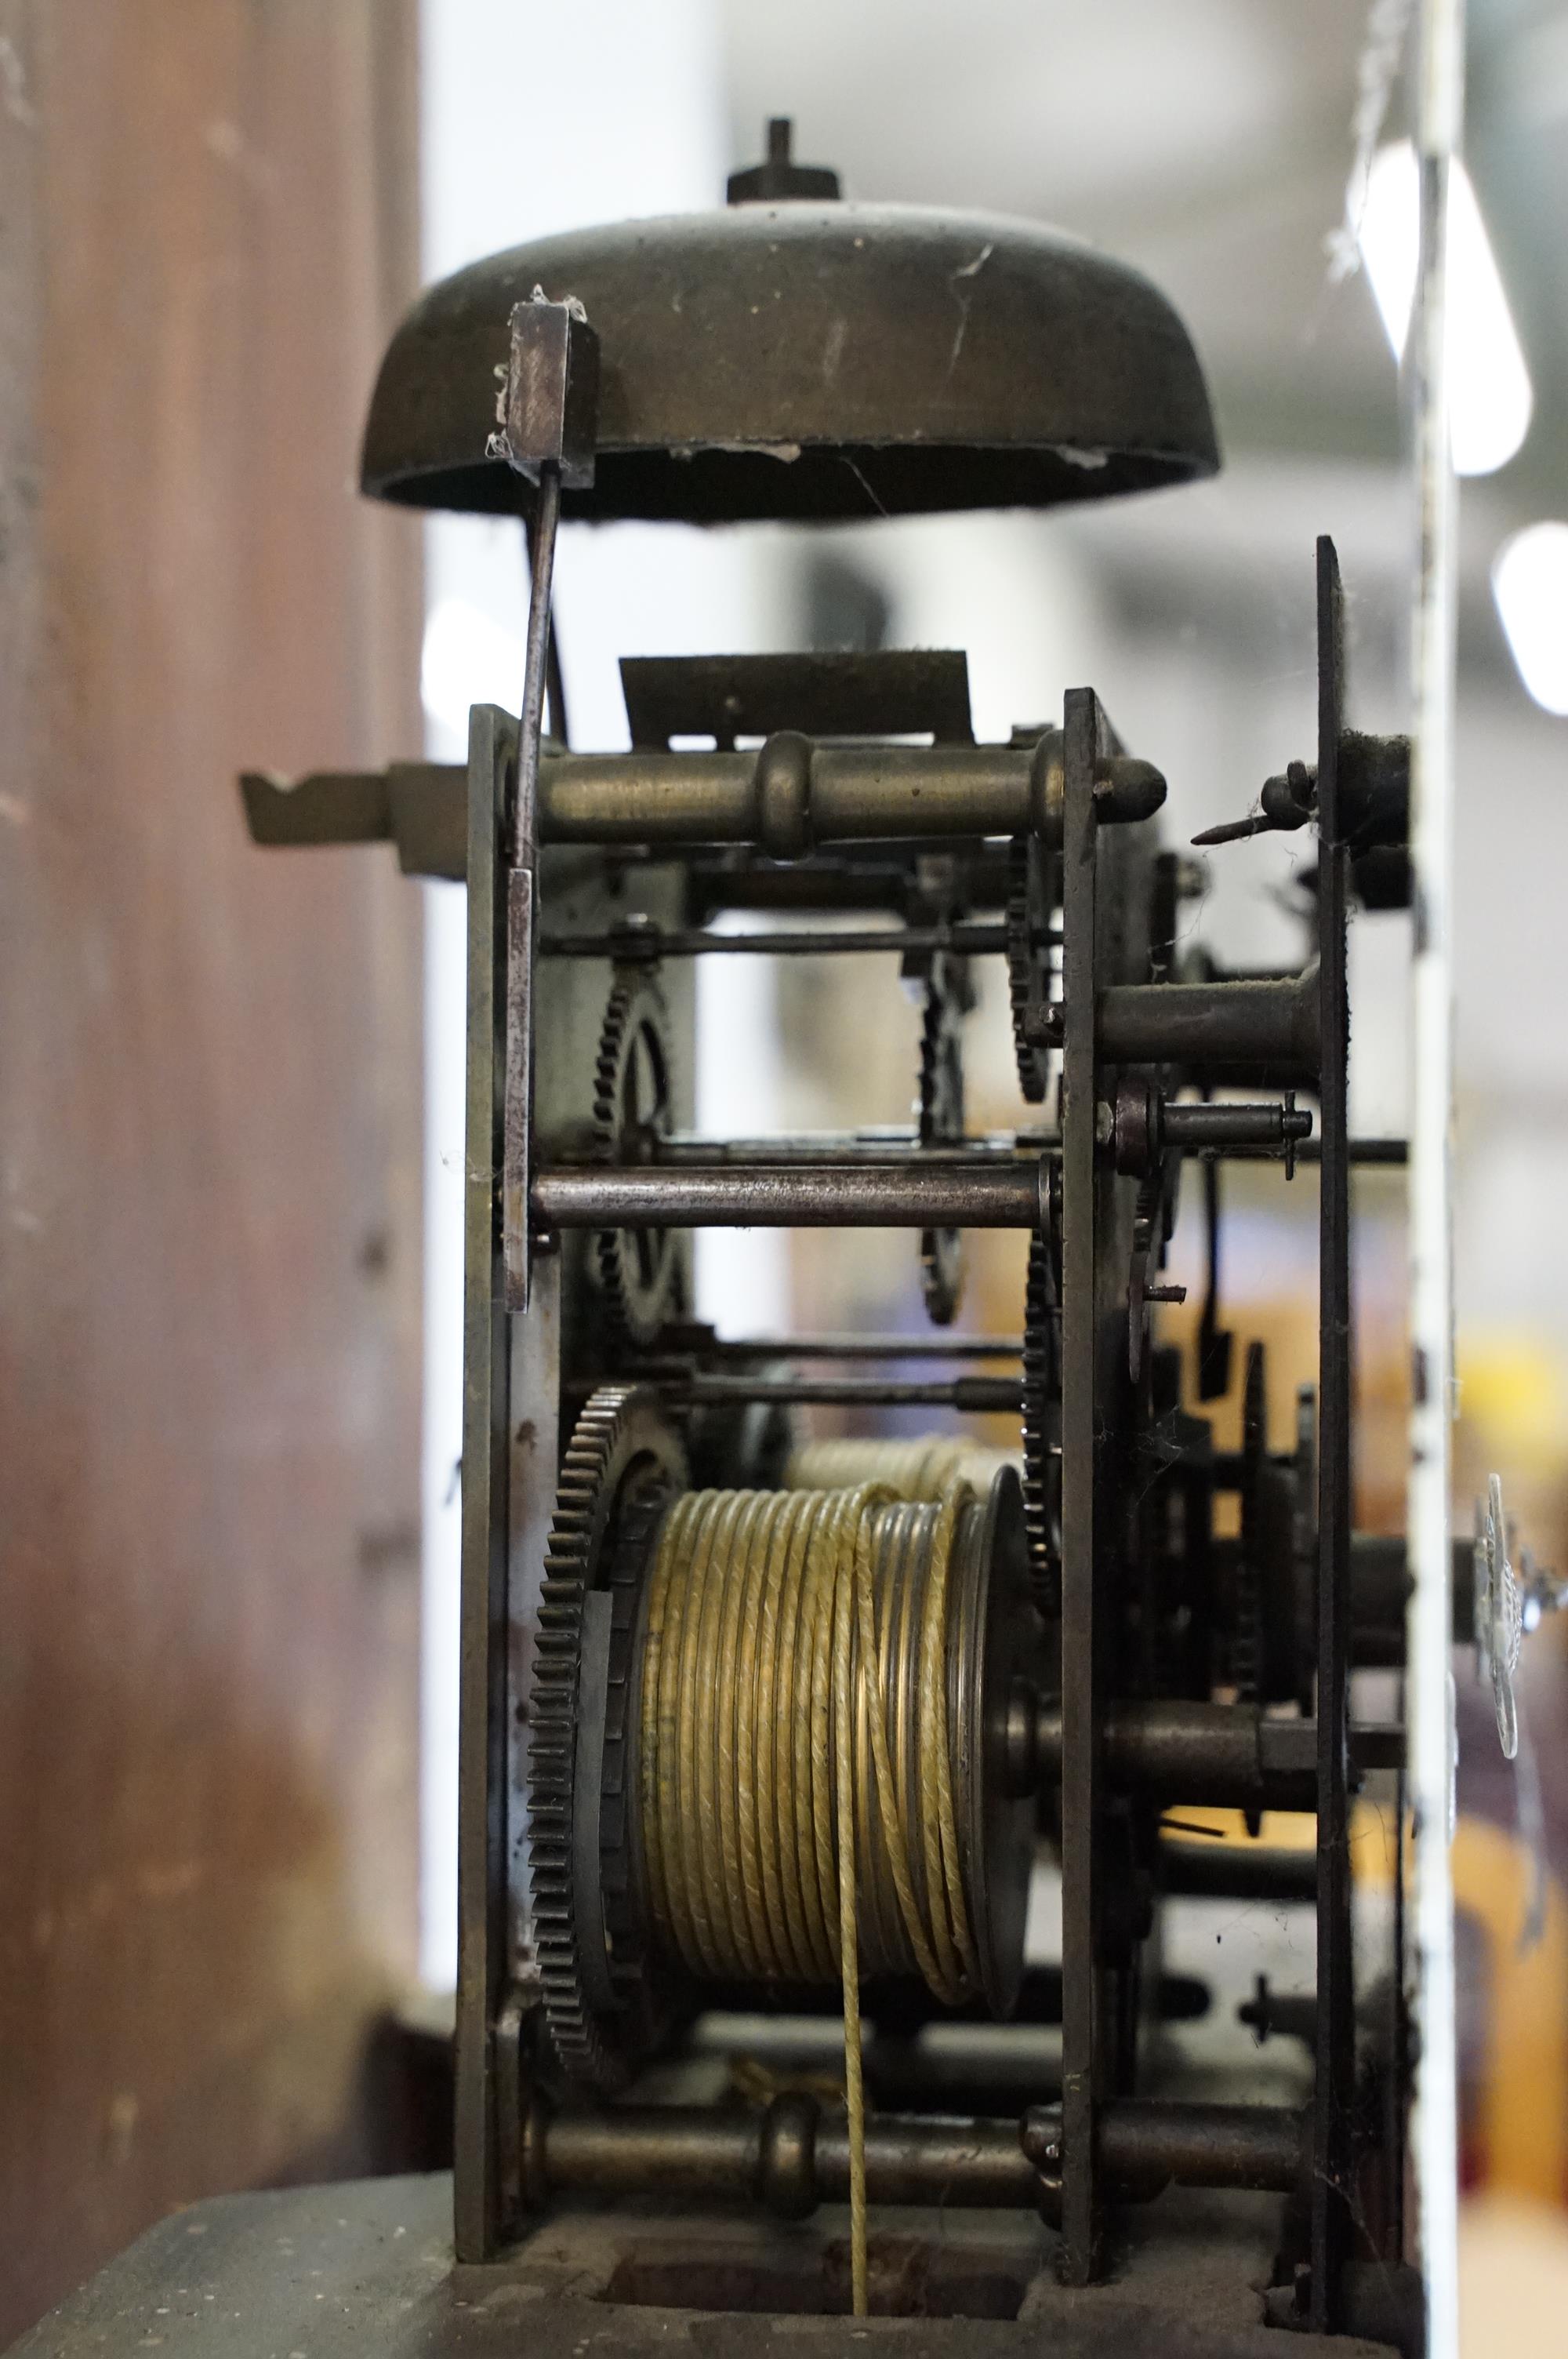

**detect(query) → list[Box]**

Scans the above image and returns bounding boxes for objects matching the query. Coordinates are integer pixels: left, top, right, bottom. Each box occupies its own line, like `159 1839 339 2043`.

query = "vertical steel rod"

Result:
1058 692 1102 2281
455 705 518 2261
1407 6 1465 2353
1311 538 1355 2333
515 478 559 878
502 470 562 1312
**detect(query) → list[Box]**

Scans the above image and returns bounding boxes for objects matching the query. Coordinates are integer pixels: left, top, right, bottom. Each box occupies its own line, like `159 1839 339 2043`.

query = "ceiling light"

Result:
1494 522 1568 716
1357 139 1533 477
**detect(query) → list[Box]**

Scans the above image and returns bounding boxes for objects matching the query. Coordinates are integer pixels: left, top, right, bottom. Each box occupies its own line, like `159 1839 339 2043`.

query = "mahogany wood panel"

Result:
0 1 423 2335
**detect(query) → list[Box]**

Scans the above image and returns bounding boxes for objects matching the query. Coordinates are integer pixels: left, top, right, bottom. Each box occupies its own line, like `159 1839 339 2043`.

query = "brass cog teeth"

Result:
1022 1227 1062 1612
1006 834 1051 1105
592 971 677 1348
526 1381 684 2094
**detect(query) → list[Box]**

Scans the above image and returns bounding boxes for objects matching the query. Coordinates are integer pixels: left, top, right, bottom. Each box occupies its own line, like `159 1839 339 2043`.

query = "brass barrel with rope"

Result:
528 1386 1042 2314
641 1481 990 2002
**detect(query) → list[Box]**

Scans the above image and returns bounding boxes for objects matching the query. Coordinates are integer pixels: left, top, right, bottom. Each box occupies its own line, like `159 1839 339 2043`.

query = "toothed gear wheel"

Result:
529 1383 687 2091
593 968 679 1347
917 953 974 1325
1022 1179 1062 1616
1006 835 1057 1103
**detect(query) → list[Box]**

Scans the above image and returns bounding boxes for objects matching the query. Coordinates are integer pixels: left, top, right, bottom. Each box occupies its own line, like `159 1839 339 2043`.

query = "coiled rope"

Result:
637 1480 978 2315
785 1434 1015 1503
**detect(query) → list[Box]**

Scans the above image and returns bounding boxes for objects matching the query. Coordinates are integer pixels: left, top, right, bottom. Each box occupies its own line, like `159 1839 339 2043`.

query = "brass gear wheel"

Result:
1021 1171 1062 1616
529 1383 688 2090
1005 834 1057 1103
593 967 679 1347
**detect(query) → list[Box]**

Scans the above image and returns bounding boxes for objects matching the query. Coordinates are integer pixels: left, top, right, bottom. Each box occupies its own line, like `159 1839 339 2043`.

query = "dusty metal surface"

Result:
9 2174 1398 2359
619 650 976 751
360 199 1218 522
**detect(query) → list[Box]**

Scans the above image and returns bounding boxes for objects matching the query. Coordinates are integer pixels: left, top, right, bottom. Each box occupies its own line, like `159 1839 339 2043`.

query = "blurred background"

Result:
3 0 1566 2346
